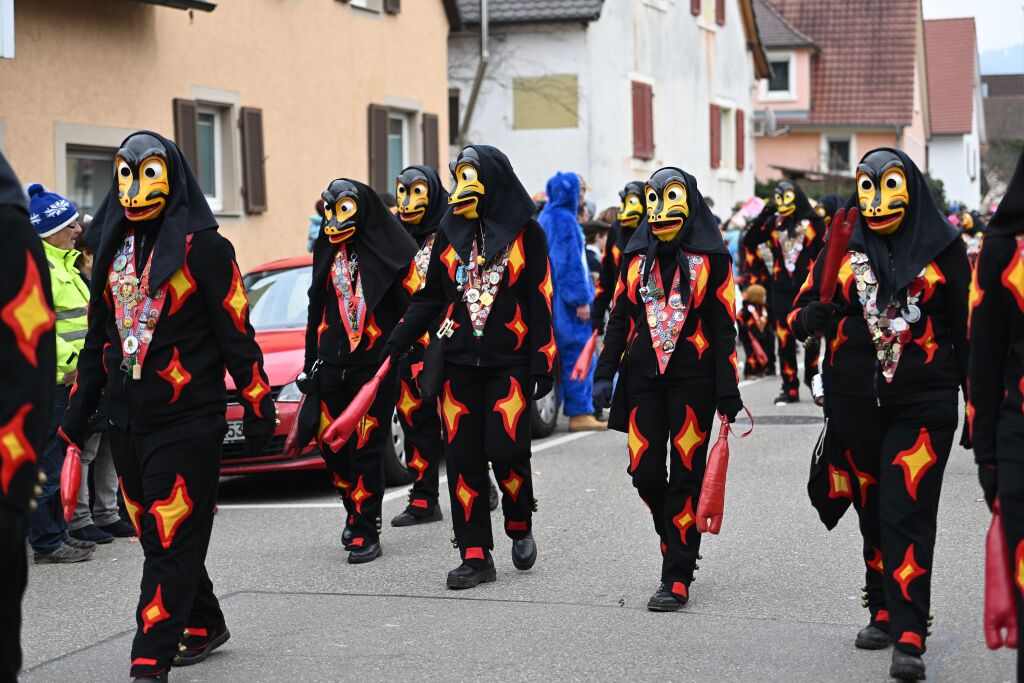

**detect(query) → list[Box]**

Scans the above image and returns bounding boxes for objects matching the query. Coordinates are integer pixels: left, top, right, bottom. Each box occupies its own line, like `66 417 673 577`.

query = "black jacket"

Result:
593 221 637 333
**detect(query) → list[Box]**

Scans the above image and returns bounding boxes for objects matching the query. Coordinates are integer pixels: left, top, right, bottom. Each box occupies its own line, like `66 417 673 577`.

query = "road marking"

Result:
217 430 598 510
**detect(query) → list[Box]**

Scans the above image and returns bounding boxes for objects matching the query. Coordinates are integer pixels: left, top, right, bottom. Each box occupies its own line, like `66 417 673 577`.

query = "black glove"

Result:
592 316 606 336
978 462 997 511
592 378 613 409
800 302 839 335
378 342 400 367
295 362 318 395
531 375 553 400
959 409 973 449
716 395 744 423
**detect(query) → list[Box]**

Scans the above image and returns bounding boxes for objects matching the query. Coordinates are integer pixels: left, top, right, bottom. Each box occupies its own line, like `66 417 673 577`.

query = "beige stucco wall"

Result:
0 0 450 270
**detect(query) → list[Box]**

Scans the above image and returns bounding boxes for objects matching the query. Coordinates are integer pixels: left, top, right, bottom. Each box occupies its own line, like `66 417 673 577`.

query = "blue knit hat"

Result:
27 183 79 238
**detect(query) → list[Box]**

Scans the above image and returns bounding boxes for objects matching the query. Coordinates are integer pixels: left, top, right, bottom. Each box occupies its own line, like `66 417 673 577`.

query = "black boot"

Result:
511 533 537 570
773 390 799 405
173 625 231 666
391 503 443 527
647 583 688 612
348 540 382 564
889 649 926 680
447 557 497 589
854 625 891 650
341 524 354 549
489 480 500 511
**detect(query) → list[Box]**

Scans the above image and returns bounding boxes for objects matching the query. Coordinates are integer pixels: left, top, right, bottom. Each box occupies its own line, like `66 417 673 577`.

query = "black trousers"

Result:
624 372 716 599
772 287 819 395
108 413 226 679
443 365 534 565
827 394 957 655
317 364 398 545
740 326 776 376
0 510 27 683
397 361 443 510
995 414 1024 681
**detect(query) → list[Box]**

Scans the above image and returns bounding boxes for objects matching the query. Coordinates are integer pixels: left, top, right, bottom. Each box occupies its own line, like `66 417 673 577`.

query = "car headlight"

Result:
277 381 302 403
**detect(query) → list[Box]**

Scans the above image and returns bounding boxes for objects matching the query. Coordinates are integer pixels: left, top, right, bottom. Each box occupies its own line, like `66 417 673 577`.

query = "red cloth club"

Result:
696 408 753 535
61 442 82 523
571 330 599 381
747 331 768 366
819 207 858 305
321 357 393 452
985 501 1019 650
282 393 307 458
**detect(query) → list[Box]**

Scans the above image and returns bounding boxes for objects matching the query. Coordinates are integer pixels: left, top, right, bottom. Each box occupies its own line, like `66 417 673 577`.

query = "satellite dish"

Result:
763 108 777 136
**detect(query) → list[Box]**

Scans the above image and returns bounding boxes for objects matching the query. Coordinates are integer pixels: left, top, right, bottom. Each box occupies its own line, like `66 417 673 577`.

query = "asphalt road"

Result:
19 375 1016 682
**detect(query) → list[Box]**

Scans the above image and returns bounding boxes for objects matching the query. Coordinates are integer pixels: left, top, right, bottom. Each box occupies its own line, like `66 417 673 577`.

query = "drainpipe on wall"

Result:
458 0 489 148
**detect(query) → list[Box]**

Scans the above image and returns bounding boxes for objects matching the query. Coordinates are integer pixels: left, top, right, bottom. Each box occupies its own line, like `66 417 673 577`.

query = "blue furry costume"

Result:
538 172 595 416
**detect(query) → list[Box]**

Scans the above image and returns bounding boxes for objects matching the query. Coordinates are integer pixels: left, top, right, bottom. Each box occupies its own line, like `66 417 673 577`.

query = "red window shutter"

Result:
735 109 745 170
710 104 721 169
691 0 701 16
632 82 654 160
716 0 725 25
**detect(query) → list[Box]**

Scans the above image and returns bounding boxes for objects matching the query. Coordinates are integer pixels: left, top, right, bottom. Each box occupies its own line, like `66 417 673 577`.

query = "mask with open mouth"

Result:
617 181 646 229
773 180 799 218
395 165 448 239
116 133 170 222
857 150 910 236
645 169 690 242
321 180 360 244
448 147 485 220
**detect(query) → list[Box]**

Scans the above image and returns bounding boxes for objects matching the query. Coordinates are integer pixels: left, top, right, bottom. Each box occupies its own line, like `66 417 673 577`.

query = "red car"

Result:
221 255 560 483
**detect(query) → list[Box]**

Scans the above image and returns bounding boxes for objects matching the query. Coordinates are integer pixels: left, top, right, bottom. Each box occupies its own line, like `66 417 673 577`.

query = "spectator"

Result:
26 184 94 563
706 196 723 226
73 214 94 278
537 171 605 431
307 199 325 253
583 219 609 283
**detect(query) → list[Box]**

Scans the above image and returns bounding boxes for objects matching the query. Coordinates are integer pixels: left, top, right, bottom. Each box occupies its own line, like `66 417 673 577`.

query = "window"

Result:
768 60 790 93
761 52 796 100
66 147 115 217
826 137 852 174
632 81 654 160
349 0 382 11
197 107 224 211
0 0 13 59
387 114 408 184
512 75 579 130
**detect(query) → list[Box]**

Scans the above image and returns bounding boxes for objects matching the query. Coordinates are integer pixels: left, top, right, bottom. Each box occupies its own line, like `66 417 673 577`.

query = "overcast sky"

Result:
923 0 1024 50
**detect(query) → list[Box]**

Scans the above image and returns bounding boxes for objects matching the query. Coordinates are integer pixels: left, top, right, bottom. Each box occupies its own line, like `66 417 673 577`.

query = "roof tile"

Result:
456 0 604 25
753 0 816 50
924 18 977 135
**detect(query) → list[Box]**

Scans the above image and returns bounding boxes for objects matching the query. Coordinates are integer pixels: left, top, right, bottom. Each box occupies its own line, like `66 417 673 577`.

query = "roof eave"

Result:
132 0 216 10
740 0 771 79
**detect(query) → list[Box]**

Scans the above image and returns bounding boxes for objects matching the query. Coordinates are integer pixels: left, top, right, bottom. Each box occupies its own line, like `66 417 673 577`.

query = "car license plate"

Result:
223 421 245 444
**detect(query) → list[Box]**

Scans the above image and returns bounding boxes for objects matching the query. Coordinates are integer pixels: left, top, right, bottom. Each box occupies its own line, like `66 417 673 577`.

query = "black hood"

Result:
987 149 1024 237
847 148 958 308
396 164 448 241
312 178 417 316
0 152 27 211
775 179 817 234
88 130 218 291
816 193 842 223
612 180 646 249
440 145 535 263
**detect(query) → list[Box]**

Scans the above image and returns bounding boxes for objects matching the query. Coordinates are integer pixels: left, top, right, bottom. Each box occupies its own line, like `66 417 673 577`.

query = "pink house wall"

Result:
754 132 821 181
754 49 813 112
899 62 929 168
857 132 900 160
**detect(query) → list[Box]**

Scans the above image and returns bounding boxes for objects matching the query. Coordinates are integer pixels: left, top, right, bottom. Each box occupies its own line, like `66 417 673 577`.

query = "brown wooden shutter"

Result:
448 89 460 145
172 98 199 176
735 109 745 170
710 104 721 169
691 0 701 16
632 82 654 160
422 113 439 172
384 0 400 14
715 0 725 25
240 107 267 214
368 104 389 192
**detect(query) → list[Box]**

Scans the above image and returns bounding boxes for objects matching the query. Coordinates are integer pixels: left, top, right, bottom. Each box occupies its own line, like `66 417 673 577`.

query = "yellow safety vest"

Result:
42 240 89 384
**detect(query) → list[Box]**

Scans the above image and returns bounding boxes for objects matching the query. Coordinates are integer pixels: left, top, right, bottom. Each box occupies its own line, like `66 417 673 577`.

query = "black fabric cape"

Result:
87 131 218 296
816 193 842 226
311 179 418 318
987 149 1024 237
847 148 959 308
398 164 449 241
439 144 535 264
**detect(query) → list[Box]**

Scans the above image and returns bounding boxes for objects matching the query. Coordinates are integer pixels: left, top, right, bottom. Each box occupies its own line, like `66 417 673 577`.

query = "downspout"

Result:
458 0 489 148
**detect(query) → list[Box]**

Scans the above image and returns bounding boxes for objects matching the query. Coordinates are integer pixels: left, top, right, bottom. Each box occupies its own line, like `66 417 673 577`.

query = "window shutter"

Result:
172 98 199 176
367 103 390 192
448 89 460 145
691 0 701 16
735 108 745 170
715 0 725 25
632 82 654 160
422 113 439 172
240 107 267 214
384 0 400 14
710 104 721 169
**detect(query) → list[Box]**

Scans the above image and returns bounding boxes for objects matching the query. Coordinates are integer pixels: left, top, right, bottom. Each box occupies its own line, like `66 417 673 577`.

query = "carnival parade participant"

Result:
60 132 277 681
743 179 825 403
792 148 969 681
390 165 449 527
382 145 555 589
538 171 604 432
592 166 743 612
0 152 56 681
738 283 774 378
969 150 1024 682
300 178 418 559
960 208 985 268
592 181 645 334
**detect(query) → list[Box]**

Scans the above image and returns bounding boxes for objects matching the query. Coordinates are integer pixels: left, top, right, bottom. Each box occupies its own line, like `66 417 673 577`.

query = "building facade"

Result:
448 0 769 212
0 0 454 269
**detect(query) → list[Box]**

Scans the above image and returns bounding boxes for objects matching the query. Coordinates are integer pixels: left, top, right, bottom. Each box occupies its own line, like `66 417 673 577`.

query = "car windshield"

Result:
244 266 311 331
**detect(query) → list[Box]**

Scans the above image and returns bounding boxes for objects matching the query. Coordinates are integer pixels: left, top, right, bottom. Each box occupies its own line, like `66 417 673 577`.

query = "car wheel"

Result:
383 408 413 486
531 376 560 438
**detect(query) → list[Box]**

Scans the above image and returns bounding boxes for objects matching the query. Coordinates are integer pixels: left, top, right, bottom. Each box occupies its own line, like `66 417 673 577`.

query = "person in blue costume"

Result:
538 172 605 432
